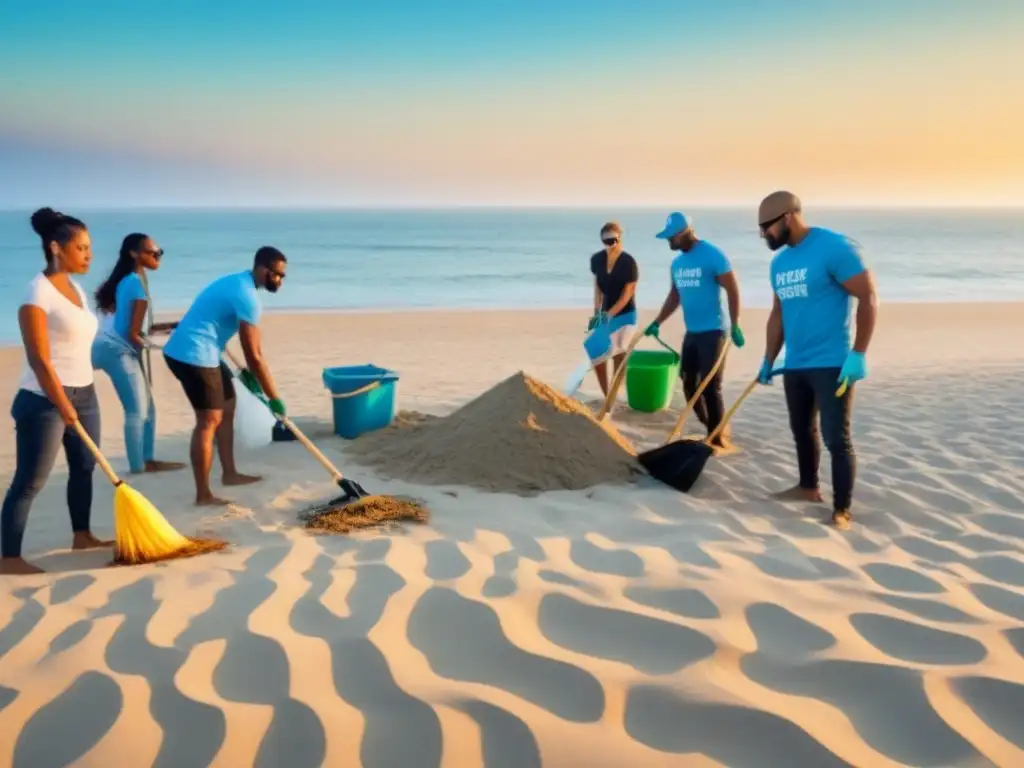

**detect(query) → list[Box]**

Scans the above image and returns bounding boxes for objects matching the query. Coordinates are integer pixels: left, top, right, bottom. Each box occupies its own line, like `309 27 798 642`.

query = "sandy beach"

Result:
1 302 1023 767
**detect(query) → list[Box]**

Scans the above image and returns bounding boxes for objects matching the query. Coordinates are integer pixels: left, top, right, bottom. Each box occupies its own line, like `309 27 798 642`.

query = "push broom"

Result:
637 376 760 493
272 411 430 531
71 422 227 565
641 367 848 493
221 350 428 531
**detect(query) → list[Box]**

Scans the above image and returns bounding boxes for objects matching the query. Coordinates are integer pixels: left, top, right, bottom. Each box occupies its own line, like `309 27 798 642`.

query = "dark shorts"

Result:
164 353 235 411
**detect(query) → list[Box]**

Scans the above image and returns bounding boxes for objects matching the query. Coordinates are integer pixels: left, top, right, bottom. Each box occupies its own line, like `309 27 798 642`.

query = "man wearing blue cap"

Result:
644 212 744 447
755 191 877 530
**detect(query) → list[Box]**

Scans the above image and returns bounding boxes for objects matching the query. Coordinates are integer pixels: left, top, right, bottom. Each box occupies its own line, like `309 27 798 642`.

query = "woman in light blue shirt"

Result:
92 233 185 475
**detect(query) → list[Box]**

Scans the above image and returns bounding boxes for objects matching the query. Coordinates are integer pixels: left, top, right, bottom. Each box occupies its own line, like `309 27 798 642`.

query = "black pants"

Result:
1 386 99 558
680 330 726 436
783 368 855 511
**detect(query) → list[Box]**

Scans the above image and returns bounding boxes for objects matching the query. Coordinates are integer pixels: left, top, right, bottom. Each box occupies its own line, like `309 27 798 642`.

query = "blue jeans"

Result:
0 386 100 558
92 335 155 473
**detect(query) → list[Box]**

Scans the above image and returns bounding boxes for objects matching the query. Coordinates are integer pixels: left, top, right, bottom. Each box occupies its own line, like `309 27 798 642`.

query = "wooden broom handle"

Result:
71 420 121 487
222 349 347 483
663 339 732 445
276 416 346 483
595 327 648 420
705 378 760 445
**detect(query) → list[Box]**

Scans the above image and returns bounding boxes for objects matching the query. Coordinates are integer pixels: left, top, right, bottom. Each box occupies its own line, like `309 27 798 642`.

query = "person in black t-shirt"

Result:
588 221 639 397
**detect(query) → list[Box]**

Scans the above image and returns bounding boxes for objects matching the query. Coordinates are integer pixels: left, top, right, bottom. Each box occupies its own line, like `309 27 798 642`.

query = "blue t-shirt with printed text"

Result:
670 240 733 333
163 270 262 368
112 272 147 343
770 227 867 370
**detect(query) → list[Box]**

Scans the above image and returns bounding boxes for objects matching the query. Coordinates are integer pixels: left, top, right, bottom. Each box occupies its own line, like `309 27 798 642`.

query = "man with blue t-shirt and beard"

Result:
756 191 878 530
163 246 288 506
644 212 744 448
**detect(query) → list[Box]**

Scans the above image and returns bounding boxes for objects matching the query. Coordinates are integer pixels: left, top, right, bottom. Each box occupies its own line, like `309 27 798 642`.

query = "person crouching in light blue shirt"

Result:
92 233 186 475
643 212 744 447
756 191 878 530
162 247 288 507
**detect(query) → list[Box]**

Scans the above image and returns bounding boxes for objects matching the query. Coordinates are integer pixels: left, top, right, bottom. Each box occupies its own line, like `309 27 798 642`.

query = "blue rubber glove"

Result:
837 351 867 388
644 321 660 338
730 325 745 348
757 357 775 385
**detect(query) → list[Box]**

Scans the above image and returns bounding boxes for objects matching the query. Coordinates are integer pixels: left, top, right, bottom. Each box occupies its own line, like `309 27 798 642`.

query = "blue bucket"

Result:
322 364 399 439
583 324 612 363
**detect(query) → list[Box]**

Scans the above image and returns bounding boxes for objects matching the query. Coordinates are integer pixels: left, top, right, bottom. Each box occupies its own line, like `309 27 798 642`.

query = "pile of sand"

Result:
345 371 641 494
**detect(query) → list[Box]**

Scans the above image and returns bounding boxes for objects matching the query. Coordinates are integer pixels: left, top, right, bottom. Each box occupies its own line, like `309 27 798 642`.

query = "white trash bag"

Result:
562 358 591 397
232 376 276 450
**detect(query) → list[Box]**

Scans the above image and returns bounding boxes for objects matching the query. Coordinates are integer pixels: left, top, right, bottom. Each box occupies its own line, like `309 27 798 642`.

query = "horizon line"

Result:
2 202 1023 213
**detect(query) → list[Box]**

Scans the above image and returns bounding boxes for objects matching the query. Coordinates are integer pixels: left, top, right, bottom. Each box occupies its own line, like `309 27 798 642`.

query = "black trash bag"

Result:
637 439 715 493
272 421 298 442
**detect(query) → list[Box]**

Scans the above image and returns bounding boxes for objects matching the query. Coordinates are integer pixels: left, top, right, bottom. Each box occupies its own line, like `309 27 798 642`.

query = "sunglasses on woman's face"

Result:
142 247 164 260
602 237 620 246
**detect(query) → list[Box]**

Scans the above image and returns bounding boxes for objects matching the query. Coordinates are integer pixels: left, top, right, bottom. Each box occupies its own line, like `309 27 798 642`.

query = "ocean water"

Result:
0 207 1022 345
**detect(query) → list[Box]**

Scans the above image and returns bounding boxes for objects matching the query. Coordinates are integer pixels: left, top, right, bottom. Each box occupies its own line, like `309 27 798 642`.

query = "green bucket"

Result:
625 345 681 413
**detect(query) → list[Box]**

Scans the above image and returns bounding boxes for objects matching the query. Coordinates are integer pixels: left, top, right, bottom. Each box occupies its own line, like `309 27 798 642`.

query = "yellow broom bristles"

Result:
112 484 227 566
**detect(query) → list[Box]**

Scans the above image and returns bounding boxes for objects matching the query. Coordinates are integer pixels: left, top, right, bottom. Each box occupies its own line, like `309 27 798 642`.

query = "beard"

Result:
265 280 280 293
764 224 791 251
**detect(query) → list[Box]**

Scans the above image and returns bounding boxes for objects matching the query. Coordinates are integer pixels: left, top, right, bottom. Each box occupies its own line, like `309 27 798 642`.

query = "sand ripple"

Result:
1 367 1023 766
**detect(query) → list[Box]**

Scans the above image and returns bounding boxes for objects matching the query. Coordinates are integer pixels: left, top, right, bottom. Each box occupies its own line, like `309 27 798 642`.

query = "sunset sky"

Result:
1 0 1021 208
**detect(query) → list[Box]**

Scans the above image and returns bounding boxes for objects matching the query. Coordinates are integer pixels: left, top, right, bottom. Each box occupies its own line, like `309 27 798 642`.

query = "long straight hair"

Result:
94 233 148 314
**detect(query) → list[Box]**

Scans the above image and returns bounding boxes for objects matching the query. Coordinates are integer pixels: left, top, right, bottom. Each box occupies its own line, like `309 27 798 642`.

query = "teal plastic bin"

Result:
322 364 399 439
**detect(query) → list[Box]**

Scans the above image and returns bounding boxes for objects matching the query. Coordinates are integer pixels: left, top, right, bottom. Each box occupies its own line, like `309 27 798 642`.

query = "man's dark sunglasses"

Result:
602 237 620 246
759 213 788 232
269 268 286 280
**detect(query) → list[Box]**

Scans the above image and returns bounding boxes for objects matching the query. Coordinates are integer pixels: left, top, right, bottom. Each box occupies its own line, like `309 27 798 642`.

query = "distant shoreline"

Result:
2 300 1024 350
2 204 1023 214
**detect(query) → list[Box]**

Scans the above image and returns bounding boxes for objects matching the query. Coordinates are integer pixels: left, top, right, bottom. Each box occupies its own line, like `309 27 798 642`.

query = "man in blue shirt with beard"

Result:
756 191 878 530
163 246 289 506
644 212 744 448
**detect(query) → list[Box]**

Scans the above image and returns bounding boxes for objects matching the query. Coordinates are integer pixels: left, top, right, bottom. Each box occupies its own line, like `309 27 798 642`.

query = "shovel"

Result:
563 333 679 398
637 376 760 493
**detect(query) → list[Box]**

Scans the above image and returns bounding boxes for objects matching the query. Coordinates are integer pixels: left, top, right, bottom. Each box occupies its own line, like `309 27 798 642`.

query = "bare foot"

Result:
145 460 187 473
0 557 44 575
72 532 114 550
771 485 825 503
709 432 734 451
196 494 233 507
831 509 852 530
222 472 262 487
